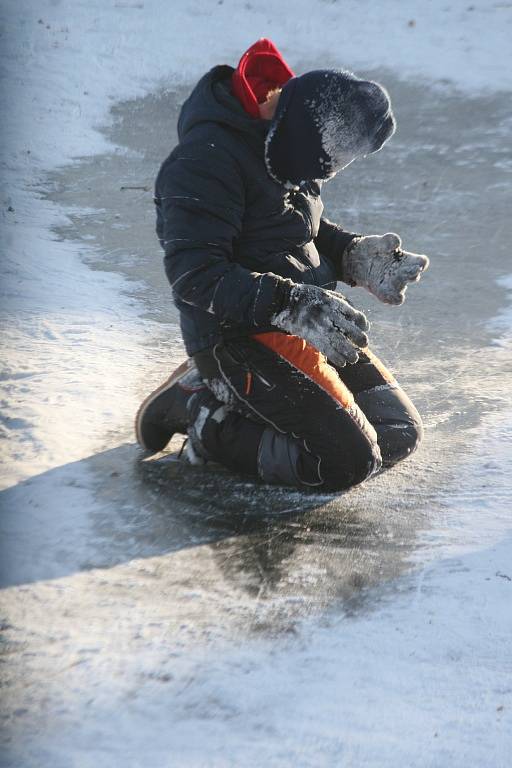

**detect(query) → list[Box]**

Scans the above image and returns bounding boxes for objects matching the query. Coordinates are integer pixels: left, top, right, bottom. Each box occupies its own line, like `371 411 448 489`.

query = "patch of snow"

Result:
207 377 236 407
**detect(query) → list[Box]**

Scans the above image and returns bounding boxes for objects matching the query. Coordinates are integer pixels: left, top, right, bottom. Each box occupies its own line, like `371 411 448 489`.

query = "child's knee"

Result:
409 413 424 451
313 423 381 492
403 413 424 455
382 412 423 467
327 437 382 491
257 427 381 492
357 383 424 467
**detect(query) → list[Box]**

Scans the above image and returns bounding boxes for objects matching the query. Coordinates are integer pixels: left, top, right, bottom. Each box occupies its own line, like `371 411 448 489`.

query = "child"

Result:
136 38 429 491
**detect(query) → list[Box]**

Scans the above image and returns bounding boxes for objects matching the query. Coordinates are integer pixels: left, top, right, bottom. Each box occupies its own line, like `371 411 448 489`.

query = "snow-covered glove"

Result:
271 282 370 367
342 233 429 305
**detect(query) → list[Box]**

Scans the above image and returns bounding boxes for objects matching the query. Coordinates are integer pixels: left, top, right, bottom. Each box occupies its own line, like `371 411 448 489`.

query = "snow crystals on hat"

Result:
265 69 396 187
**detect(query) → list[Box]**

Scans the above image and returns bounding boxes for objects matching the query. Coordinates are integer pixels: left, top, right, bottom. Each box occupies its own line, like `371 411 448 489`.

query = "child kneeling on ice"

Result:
136 38 429 491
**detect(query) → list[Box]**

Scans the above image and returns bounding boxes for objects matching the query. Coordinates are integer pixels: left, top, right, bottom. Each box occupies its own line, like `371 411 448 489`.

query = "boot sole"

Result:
135 358 195 451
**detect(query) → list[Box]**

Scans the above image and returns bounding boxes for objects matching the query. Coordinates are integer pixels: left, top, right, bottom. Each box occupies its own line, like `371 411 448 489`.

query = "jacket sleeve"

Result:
314 216 359 283
155 140 288 327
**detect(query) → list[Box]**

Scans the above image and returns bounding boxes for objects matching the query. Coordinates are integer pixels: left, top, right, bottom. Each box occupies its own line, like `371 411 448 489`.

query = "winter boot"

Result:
135 358 206 452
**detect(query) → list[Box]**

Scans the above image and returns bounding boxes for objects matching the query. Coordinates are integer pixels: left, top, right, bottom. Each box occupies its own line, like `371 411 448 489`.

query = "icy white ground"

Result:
1 1 512 766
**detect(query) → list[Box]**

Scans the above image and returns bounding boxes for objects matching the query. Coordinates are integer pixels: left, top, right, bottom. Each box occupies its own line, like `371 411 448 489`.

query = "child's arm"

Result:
156 140 369 366
156 139 288 328
314 216 360 273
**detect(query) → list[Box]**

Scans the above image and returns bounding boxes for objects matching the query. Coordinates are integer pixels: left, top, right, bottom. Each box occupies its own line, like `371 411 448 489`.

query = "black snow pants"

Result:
190 333 423 492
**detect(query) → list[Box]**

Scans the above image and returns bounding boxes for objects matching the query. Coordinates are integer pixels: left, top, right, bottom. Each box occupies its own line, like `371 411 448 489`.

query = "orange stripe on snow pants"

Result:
251 331 354 409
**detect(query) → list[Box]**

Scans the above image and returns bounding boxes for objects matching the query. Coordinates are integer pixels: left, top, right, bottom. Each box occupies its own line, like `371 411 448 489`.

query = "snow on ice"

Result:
1 1 512 766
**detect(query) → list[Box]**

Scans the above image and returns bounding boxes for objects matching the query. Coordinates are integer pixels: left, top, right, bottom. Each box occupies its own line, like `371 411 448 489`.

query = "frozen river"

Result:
1 4 512 766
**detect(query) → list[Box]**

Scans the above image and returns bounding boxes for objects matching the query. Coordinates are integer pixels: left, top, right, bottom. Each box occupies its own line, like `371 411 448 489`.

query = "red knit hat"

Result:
231 38 295 118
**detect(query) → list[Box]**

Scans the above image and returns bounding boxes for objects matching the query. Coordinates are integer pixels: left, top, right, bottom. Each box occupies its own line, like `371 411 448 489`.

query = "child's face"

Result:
258 89 281 121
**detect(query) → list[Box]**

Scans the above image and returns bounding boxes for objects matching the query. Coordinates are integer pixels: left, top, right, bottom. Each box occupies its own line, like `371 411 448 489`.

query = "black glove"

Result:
271 282 370 367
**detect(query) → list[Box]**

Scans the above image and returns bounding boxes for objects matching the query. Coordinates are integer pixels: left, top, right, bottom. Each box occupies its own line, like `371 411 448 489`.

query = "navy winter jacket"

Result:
154 65 357 356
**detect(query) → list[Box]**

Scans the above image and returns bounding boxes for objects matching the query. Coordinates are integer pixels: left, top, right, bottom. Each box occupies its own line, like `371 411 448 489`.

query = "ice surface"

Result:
1 1 512 766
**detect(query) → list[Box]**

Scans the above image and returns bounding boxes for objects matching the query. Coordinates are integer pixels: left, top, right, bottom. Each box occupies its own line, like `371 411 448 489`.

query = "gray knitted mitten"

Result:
271 283 370 367
342 233 429 305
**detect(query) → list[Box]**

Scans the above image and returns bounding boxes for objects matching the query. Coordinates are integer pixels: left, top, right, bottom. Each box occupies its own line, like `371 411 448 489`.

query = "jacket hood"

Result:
177 64 270 145
265 69 396 188
231 38 295 118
